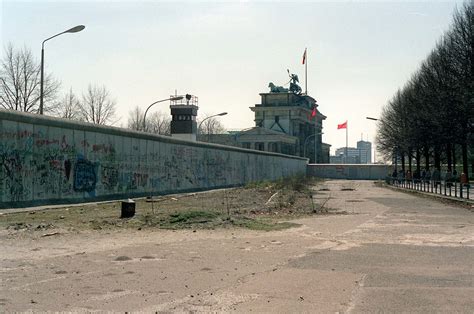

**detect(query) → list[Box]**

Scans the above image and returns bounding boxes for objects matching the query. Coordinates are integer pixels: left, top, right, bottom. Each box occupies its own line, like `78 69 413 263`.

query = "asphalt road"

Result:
1 180 473 312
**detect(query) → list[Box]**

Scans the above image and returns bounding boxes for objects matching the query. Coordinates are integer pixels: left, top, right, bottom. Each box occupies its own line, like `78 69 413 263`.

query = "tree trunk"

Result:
470 144 474 181
416 148 421 178
424 146 430 171
408 149 412 173
446 143 452 171
434 146 441 171
401 152 406 173
393 148 398 171
452 144 456 172
462 142 469 182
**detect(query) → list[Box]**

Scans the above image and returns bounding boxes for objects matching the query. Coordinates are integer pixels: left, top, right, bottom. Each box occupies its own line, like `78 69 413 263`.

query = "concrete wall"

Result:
307 164 391 180
0 110 307 208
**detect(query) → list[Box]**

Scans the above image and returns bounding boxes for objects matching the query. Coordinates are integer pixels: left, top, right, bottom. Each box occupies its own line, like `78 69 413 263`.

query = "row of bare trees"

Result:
1 43 226 136
127 107 171 134
377 2 473 181
126 106 225 137
0 44 116 125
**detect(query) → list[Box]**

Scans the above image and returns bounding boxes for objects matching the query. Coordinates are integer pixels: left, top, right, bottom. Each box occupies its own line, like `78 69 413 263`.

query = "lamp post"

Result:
40 25 85 115
143 96 184 131
303 132 323 162
366 117 379 163
198 112 228 142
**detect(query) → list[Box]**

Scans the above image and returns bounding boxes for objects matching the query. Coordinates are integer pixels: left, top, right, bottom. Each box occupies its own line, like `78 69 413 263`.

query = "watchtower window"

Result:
269 142 278 152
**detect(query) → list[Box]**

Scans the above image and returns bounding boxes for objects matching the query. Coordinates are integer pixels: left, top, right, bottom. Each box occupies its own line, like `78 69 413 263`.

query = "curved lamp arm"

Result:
40 25 85 115
42 25 85 48
303 132 323 158
197 112 228 142
142 96 183 131
198 112 228 134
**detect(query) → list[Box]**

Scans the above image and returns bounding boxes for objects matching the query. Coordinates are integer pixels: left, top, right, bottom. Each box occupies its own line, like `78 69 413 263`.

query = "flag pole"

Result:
305 48 308 95
345 121 348 164
314 111 317 163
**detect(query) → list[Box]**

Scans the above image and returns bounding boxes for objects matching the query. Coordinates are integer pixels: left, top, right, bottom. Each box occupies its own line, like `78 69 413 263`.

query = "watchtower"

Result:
170 94 199 141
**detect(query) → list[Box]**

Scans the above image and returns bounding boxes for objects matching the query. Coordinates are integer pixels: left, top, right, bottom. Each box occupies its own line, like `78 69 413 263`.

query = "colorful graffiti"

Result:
0 150 25 201
101 165 118 189
0 113 306 205
73 159 97 193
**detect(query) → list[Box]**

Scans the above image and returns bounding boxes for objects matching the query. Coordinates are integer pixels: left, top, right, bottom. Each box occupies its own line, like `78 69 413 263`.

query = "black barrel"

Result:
121 200 136 218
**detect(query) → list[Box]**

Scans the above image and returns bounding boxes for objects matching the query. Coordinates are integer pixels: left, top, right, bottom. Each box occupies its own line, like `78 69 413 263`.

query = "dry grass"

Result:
0 176 326 233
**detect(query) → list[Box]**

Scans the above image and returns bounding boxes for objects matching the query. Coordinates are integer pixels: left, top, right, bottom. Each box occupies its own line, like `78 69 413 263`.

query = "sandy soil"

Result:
1 180 473 312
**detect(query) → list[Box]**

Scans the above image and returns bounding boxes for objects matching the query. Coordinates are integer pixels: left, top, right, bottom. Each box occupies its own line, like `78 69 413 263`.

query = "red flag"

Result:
302 48 307 65
337 121 347 129
308 106 317 120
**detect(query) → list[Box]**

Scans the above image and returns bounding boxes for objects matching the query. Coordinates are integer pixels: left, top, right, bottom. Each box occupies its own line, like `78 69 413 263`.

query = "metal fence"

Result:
388 178 471 201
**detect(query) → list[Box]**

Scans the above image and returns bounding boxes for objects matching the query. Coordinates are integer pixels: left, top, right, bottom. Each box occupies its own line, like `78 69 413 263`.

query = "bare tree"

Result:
52 87 81 120
78 84 116 125
0 44 59 113
148 111 171 135
127 106 144 131
198 115 226 136
127 105 171 135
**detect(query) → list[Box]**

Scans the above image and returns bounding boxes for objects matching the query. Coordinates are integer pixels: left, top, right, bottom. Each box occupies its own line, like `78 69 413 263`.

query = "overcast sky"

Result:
1 0 465 156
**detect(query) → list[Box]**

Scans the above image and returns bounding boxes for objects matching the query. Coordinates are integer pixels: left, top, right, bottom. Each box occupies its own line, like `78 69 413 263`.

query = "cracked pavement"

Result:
1 180 473 312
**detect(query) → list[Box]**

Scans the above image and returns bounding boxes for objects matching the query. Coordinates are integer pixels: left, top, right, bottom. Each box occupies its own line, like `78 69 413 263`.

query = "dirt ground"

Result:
1 179 473 312
0 177 332 234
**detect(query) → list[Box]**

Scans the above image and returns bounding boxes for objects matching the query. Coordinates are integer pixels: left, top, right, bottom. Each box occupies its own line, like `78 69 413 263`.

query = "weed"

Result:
247 175 320 194
168 210 219 224
245 180 272 189
1 175 325 233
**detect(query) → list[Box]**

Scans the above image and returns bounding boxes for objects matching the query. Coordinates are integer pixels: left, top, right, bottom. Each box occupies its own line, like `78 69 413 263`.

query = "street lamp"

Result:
366 116 379 163
303 132 323 162
198 112 228 142
40 25 85 115
143 96 184 131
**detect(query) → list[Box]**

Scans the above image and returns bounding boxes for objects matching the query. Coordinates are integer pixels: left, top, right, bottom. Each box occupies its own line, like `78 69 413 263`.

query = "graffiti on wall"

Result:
73 159 97 193
0 149 26 201
0 115 305 204
101 165 118 189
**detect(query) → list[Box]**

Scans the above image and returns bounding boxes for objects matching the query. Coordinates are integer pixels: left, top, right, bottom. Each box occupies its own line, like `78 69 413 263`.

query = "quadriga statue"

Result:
287 70 302 95
268 82 288 93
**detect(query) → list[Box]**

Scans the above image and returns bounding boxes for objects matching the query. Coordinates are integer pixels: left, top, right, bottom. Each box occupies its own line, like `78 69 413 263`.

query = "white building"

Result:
357 140 372 164
331 140 372 164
